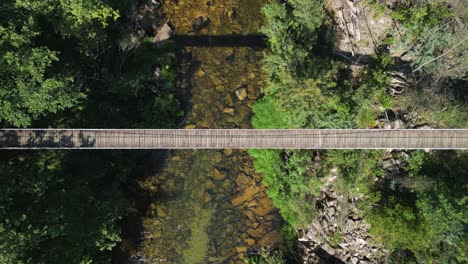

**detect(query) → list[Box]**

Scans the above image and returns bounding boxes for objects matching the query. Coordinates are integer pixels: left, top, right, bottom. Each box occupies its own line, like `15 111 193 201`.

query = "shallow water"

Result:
124 0 282 263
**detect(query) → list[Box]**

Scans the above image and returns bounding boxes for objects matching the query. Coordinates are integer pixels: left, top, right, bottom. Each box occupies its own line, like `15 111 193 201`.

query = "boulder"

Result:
154 23 173 43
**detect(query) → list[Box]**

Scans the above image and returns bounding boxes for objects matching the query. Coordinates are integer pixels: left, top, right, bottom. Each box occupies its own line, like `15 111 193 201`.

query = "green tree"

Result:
367 151 468 263
0 0 119 127
0 20 84 126
0 150 134 263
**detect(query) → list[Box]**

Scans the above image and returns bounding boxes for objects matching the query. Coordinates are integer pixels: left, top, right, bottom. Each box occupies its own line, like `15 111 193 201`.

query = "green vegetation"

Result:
0 0 181 263
366 151 468 263
0 150 138 263
391 1 457 74
245 248 285 264
0 0 120 126
251 0 394 230
250 0 467 263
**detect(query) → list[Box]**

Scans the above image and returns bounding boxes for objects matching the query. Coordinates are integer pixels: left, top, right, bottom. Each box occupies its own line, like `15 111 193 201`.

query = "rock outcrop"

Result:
298 176 386 263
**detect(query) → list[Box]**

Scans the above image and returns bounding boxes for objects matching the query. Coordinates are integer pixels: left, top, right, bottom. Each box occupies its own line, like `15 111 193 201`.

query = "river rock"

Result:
222 179 232 190
247 85 258 100
192 16 211 32
202 192 212 204
235 88 248 101
213 151 223 163
253 199 274 217
245 210 255 221
197 69 205 78
259 230 282 246
231 185 258 206
213 168 226 180
247 226 264 238
223 108 235 115
156 204 167 217
225 94 234 106
216 85 225 92
205 180 215 190
236 246 247 253
235 173 251 186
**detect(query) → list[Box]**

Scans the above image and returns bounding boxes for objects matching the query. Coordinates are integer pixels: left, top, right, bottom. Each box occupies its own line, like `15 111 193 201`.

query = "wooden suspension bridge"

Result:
0 129 467 149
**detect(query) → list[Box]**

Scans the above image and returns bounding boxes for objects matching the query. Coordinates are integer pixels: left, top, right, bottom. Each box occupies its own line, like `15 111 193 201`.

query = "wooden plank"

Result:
0 129 467 150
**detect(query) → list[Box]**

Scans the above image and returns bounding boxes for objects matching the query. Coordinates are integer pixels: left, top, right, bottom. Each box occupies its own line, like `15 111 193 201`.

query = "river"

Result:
119 0 282 263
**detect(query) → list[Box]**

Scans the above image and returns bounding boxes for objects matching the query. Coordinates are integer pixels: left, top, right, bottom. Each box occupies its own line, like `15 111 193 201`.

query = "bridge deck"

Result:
0 129 467 149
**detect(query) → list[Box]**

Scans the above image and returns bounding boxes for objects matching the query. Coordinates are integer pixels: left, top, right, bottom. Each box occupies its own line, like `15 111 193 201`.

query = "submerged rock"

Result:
202 192 212 204
259 230 282 247
223 108 235 115
213 168 226 180
192 16 211 32
231 185 258 206
236 246 247 253
246 238 256 246
224 93 234 106
156 204 167 218
205 180 215 190
235 173 251 186
197 69 205 78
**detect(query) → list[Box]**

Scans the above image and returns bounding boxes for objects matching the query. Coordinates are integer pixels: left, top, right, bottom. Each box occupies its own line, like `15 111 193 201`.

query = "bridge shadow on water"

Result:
171 34 267 48
168 34 410 71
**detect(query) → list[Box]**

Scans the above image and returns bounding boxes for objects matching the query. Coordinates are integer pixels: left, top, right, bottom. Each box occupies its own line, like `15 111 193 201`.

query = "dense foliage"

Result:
366 151 468 263
0 150 135 263
0 0 181 263
0 0 119 126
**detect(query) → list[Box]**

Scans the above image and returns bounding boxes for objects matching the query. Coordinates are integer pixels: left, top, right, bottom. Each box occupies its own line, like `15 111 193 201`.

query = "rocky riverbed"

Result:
119 0 283 263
